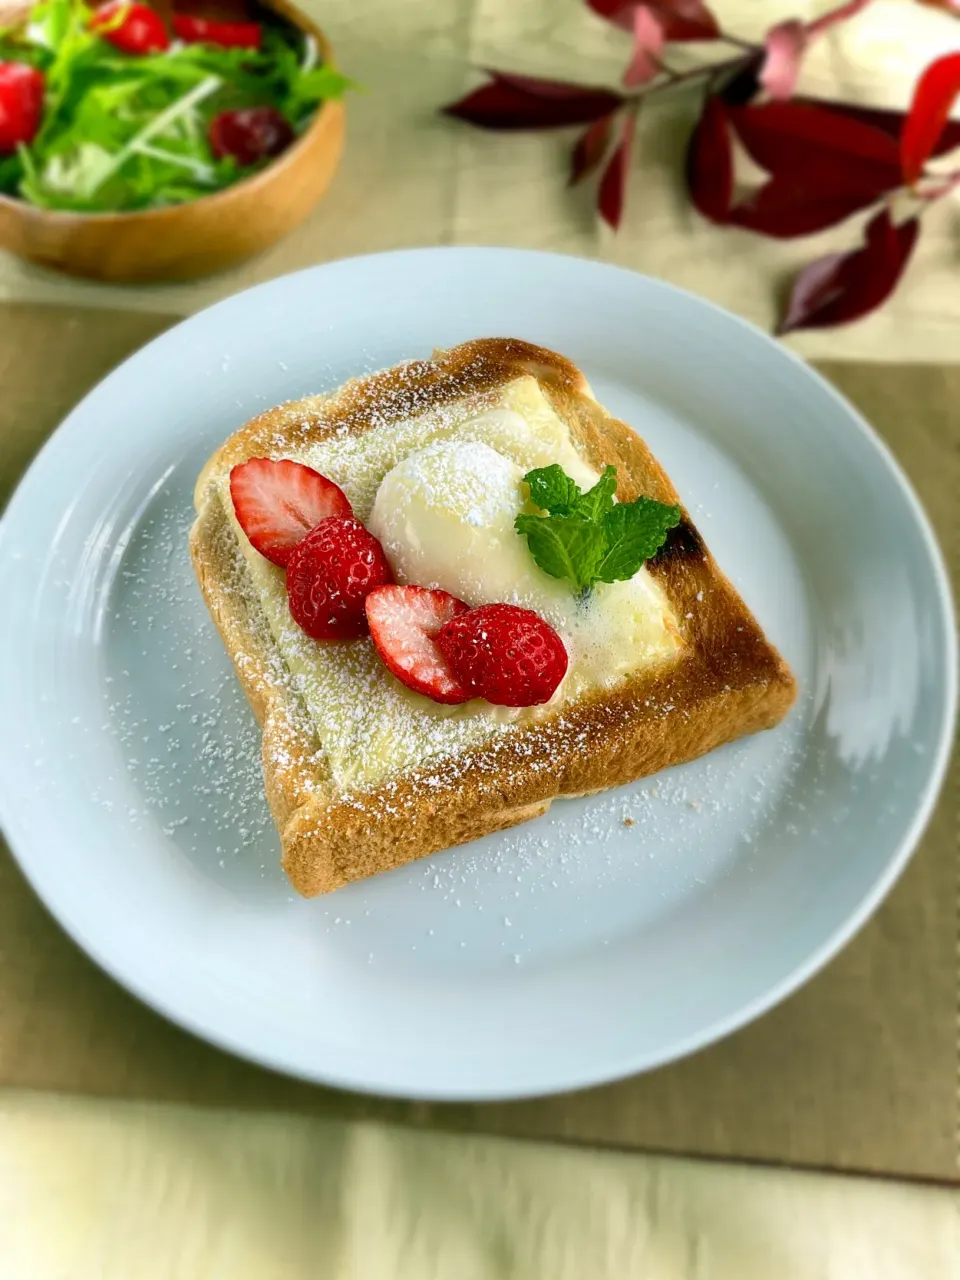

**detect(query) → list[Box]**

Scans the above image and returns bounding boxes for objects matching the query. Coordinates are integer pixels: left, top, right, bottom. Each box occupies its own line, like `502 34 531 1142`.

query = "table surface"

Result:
1 306 957 1185
1 0 959 1275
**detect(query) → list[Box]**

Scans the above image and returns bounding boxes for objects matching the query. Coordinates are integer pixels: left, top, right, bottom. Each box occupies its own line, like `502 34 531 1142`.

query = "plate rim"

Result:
0 246 956 1100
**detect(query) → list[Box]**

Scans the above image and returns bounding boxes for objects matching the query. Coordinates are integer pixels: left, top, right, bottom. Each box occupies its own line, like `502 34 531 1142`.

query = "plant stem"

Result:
807 0 876 37
619 0 877 107
716 34 758 53
625 53 752 101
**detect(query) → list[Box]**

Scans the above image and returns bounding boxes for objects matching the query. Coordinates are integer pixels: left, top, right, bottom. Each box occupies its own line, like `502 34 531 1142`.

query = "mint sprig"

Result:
515 464 680 595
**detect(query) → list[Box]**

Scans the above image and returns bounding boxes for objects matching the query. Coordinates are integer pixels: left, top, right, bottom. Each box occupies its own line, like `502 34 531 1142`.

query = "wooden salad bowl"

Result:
0 0 345 282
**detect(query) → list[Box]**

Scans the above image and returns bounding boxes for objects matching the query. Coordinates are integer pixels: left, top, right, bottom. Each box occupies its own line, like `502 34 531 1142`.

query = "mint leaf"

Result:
514 513 605 593
522 464 582 515
597 498 680 582
515 461 681 596
575 465 617 521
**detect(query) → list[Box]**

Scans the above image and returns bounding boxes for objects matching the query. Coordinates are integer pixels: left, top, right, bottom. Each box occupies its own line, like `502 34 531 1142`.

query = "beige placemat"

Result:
1 301 956 1183
4 1094 960 1280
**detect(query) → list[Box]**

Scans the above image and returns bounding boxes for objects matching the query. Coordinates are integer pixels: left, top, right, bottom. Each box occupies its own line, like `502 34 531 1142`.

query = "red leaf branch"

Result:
443 0 960 333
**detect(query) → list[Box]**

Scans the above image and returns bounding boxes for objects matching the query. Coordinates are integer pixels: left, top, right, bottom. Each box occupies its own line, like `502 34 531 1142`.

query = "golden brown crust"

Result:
191 339 797 896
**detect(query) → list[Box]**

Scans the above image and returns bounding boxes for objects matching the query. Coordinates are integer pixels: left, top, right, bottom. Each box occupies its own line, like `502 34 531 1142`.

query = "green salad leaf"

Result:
0 0 351 212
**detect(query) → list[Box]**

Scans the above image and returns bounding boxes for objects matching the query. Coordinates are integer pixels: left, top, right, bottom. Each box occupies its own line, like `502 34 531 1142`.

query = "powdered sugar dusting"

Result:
92 355 815 980
324 688 811 970
382 439 520 529
103 469 289 896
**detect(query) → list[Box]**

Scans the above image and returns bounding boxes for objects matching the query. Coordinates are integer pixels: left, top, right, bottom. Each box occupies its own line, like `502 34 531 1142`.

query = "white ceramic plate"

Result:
0 250 955 1100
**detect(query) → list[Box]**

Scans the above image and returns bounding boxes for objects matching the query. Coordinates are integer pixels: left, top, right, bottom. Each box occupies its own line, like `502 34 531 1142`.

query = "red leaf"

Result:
598 112 636 229
588 0 720 41
570 114 615 184
794 97 960 155
686 96 733 222
727 102 901 235
727 101 901 175
759 20 807 102
727 173 889 238
901 53 960 184
482 72 618 102
778 209 919 334
623 6 665 87
690 101 905 239
444 73 624 130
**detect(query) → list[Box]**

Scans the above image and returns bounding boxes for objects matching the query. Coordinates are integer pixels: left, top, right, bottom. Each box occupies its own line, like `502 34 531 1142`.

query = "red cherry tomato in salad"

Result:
171 15 261 48
209 106 294 167
91 2 170 55
0 62 44 154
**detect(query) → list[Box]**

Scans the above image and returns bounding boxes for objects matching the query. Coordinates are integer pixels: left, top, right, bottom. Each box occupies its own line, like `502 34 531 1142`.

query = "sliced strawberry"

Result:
437 603 568 707
230 457 352 567
287 517 393 640
366 586 471 704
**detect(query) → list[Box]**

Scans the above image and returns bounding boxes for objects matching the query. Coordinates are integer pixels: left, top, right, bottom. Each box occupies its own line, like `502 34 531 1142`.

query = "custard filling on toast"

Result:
210 375 683 790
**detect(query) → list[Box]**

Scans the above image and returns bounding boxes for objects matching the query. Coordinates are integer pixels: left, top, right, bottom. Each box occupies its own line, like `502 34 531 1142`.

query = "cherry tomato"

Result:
209 107 294 167
0 62 44 155
91 2 170 55
171 15 261 49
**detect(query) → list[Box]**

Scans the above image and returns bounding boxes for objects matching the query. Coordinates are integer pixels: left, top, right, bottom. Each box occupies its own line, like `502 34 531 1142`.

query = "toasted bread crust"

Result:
191 339 796 896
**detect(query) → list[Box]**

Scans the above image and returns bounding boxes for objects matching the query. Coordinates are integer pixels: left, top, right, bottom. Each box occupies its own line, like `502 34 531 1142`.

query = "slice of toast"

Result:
191 338 796 896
